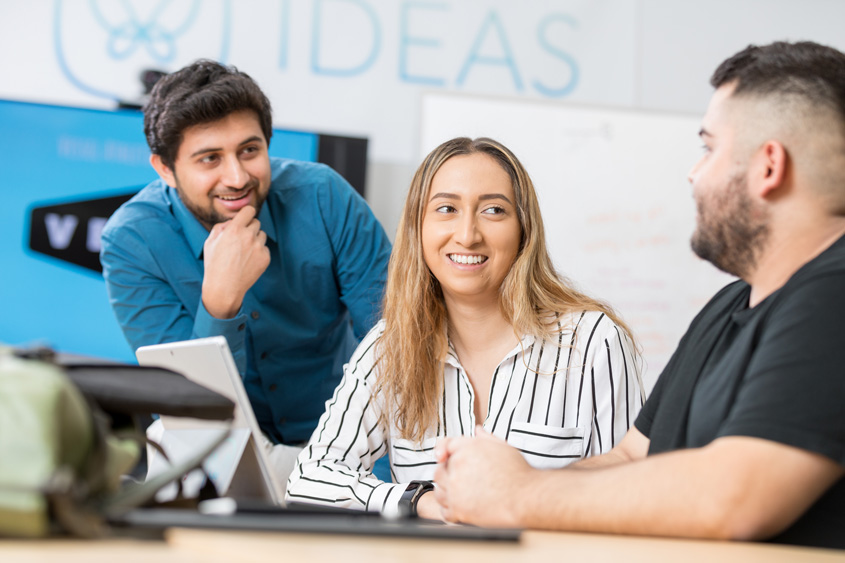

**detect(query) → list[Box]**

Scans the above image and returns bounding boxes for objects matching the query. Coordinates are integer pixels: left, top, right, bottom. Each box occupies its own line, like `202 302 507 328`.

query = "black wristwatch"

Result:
398 480 435 517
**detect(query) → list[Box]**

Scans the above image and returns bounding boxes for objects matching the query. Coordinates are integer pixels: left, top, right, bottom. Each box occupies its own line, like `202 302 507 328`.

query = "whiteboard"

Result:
420 93 735 389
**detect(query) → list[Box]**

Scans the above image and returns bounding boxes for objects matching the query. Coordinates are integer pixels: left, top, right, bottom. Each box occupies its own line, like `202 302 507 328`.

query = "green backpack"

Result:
0 346 232 537
0 348 139 537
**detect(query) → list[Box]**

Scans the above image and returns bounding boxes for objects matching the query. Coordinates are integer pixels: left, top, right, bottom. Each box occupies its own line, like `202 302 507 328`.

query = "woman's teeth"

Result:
449 254 486 265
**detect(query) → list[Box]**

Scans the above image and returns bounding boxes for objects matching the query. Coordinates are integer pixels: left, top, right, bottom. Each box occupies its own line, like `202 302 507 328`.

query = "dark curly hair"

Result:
143 59 273 169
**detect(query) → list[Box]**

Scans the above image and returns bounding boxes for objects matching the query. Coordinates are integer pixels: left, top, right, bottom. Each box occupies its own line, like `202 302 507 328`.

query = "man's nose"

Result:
221 156 249 188
687 156 703 185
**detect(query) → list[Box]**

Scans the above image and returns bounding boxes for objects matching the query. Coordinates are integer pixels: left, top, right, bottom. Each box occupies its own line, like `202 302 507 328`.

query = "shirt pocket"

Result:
507 421 585 469
390 436 438 479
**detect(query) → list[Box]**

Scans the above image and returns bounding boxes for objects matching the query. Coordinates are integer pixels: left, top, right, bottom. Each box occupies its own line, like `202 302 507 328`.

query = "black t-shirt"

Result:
635 235 845 549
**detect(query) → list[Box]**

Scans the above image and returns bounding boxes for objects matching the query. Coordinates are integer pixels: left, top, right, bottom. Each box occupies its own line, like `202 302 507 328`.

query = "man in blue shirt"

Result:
100 60 391 454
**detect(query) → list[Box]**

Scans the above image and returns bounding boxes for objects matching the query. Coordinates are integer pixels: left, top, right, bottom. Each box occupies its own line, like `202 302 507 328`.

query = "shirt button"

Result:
237 323 245 331
278 417 286 425
251 311 260 320
260 351 268 360
269 384 277 391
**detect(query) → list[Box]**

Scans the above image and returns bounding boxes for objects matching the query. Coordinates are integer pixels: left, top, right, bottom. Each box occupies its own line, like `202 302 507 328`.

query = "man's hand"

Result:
201 206 270 319
434 427 533 527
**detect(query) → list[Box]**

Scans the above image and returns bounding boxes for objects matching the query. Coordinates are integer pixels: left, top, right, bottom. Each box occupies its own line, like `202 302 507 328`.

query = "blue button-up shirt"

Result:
101 158 391 444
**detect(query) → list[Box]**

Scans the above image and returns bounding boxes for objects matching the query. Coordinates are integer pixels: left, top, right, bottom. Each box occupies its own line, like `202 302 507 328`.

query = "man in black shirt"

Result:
432 41 845 549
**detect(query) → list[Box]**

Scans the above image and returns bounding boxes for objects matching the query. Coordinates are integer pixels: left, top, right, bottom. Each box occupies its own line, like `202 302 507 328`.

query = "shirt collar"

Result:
167 184 277 260
443 333 536 370
258 200 277 243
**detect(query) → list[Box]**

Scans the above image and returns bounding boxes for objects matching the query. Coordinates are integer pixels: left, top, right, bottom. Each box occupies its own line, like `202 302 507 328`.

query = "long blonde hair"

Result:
378 137 636 442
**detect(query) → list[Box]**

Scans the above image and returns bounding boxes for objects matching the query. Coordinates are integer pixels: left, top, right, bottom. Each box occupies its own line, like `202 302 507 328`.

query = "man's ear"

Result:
150 154 177 187
753 140 788 199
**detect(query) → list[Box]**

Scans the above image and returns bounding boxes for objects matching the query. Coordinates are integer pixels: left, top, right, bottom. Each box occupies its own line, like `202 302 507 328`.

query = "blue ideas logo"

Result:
53 0 232 101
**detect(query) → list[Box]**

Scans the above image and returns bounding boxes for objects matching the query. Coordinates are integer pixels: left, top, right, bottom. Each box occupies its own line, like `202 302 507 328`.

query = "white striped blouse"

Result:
286 310 645 515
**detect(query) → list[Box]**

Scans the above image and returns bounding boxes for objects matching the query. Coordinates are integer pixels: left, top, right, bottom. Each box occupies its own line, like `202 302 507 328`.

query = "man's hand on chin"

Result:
201 205 271 319
434 427 533 528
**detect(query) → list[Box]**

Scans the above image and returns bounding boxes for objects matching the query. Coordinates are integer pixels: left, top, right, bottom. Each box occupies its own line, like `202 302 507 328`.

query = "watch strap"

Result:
397 480 435 517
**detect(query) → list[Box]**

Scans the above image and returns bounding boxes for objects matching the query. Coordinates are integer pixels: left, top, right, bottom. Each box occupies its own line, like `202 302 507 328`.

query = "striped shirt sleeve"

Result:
285 322 404 511
584 318 645 456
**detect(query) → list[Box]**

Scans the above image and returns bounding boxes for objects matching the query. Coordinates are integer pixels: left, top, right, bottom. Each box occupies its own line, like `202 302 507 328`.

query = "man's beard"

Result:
690 173 769 279
176 177 265 229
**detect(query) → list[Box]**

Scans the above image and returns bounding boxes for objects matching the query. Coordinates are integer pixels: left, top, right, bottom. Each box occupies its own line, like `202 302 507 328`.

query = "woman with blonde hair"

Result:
287 137 644 519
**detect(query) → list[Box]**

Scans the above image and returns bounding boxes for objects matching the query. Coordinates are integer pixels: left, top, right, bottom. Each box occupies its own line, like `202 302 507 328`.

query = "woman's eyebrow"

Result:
479 193 513 204
428 193 512 204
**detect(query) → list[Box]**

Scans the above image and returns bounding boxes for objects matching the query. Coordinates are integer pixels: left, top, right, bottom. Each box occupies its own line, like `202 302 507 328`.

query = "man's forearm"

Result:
439 434 840 541
512 448 734 537
503 438 839 541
